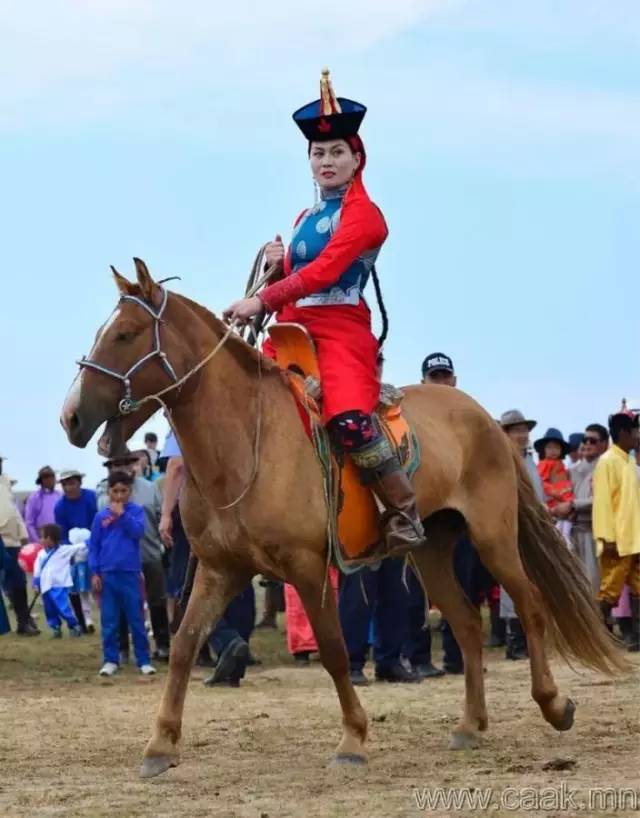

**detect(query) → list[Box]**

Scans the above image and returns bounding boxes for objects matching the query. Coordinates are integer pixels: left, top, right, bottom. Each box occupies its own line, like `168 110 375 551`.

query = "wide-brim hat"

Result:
59 468 85 483
36 466 56 485
293 69 366 142
103 451 139 468
534 428 570 458
499 409 537 431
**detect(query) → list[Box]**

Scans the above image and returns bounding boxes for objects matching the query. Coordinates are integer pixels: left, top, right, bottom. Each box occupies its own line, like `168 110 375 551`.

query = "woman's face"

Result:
310 140 360 190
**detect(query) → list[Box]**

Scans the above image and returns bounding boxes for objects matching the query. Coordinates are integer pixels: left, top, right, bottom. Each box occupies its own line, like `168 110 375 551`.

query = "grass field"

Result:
1 598 639 818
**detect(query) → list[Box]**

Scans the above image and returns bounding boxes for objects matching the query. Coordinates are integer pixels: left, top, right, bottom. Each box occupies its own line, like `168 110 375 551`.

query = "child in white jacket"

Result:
33 524 86 638
69 526 94 632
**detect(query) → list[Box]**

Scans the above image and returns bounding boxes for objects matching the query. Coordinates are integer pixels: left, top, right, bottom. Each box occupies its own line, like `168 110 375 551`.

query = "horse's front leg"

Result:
140 559 248 778
291 557 369 766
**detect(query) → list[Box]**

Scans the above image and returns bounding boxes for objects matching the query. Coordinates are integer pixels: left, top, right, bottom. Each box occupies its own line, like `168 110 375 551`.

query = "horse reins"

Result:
77 249 277 510
77 252 276 417
77 287 180 416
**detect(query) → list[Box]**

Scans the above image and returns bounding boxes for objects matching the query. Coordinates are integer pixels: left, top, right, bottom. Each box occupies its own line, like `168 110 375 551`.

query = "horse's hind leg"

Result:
471 538 574 732
290 557 369 766
140 559 249 778
410 530 488 750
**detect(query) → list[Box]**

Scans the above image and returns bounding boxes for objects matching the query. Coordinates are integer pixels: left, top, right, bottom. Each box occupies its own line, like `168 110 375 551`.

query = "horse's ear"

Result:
133 257 161 304
111 266 136 295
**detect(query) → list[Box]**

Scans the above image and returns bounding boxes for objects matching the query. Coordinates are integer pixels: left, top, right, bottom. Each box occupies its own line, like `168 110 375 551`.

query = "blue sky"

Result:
0 0 638 490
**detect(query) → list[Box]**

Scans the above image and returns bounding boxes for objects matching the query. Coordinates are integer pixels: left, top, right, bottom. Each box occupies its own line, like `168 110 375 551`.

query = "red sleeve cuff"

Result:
259 274 305 312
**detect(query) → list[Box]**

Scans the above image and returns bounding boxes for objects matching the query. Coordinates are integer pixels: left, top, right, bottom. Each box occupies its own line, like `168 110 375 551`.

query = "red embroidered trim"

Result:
259 274 305 313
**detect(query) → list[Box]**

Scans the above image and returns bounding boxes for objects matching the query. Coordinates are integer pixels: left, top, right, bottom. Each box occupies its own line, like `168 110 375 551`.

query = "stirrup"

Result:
379 508 425 541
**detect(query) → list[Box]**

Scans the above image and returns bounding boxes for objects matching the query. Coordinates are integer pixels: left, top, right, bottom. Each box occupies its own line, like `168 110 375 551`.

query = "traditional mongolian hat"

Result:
293 68 366 142
533 428 570 459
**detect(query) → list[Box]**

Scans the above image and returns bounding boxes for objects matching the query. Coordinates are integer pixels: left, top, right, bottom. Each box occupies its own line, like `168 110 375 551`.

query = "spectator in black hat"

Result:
417 352 498 672
421 352 457 387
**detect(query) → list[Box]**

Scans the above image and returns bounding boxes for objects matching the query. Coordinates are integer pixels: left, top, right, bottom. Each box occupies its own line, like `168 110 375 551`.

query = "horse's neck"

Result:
166 296 287 504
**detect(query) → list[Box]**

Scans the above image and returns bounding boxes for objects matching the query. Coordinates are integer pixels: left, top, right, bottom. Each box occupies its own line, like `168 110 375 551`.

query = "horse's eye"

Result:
115 330 136 343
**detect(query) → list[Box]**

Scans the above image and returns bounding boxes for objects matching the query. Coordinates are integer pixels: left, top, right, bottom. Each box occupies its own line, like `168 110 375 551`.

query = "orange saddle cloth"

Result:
268 323 420 568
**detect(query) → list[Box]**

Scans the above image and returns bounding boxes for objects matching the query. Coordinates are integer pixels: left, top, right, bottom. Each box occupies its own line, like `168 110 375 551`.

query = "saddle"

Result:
268 323 420 569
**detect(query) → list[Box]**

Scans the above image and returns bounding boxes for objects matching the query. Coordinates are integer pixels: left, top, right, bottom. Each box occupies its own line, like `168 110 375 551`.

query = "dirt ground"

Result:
1 605 639 818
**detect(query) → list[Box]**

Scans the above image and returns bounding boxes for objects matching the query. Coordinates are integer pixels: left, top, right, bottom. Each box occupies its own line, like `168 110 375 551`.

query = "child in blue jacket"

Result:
89 471 155 677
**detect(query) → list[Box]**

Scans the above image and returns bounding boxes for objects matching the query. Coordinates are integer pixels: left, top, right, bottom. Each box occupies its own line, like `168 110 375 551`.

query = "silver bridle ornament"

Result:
77 288 179 415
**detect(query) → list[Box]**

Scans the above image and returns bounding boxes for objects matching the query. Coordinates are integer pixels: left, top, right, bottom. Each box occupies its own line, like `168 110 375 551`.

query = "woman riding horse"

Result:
223 70 424 557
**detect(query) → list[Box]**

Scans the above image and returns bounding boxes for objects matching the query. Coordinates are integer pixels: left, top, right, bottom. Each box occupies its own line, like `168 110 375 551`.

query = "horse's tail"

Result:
513 450 628 675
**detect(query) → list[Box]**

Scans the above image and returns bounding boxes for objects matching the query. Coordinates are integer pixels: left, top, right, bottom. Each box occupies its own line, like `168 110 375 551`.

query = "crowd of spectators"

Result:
1 366 639 686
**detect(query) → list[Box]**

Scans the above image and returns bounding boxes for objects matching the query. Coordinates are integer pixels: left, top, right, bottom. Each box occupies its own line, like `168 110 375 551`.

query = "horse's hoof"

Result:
330 752 368 767
139 755 178 779
449 731 480 750
557 698 576 732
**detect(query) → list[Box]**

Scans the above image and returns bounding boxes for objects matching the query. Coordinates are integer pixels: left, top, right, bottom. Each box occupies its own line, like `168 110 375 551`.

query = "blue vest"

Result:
290 190 380 307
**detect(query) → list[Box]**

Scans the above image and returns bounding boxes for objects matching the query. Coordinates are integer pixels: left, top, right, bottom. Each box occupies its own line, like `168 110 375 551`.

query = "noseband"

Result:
77 288 179 415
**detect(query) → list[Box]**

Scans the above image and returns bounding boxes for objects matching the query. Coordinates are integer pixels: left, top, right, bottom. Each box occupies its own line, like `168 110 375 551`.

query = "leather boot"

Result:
366 468 427 557
70 593 88 633
617 617 633 647
9 587 40 636
149 604 171 658
599 599 614 633
628 596 640 653
505 618 528 660
256 582 280 629
488 603 506 647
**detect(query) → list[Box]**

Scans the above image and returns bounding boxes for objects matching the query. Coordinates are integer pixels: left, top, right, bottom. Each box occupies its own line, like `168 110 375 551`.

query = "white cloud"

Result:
371 62 640 158
0 0 454 115
1 0 638 175
442 0 640 46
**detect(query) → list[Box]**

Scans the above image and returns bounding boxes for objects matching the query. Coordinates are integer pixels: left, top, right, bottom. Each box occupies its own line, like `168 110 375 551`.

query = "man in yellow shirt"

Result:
593 412 640 652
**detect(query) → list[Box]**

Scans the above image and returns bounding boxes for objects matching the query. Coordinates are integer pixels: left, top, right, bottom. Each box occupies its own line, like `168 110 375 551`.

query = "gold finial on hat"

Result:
320 68 342 116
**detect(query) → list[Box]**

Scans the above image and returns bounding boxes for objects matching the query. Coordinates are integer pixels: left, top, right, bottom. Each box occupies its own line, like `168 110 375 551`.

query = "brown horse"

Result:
61 259 625 779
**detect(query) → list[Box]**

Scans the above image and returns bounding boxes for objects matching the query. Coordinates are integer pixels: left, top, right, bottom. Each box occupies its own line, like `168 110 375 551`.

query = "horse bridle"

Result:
77 288 179 415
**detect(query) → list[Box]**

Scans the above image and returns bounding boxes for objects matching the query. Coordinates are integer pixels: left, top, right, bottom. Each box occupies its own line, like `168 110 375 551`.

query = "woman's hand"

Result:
92 575 102 594
265 234 285 269
222 295 263 325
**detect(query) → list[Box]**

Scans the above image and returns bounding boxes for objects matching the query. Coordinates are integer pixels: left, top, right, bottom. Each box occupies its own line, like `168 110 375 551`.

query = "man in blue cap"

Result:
408 352 499 675
567 433 584 470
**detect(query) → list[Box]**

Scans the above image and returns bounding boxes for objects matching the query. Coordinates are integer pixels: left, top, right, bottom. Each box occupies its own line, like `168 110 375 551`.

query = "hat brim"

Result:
425 367 454 377
60 473 85 482
103 456 139 467
533 438 570 458
501 419 537 431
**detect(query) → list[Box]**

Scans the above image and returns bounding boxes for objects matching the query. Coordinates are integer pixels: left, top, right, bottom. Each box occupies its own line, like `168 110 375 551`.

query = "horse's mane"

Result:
168 289 279 376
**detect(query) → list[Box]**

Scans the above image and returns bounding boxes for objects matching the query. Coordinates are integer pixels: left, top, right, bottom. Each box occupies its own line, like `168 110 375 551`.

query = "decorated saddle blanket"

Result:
268 323 420 571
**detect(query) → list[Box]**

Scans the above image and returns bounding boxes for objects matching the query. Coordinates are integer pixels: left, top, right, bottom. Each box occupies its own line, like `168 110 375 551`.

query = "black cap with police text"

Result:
422 352 455 379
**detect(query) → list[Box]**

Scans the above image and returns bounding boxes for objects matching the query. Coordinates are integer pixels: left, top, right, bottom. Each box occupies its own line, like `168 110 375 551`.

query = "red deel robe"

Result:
261 168 387 421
